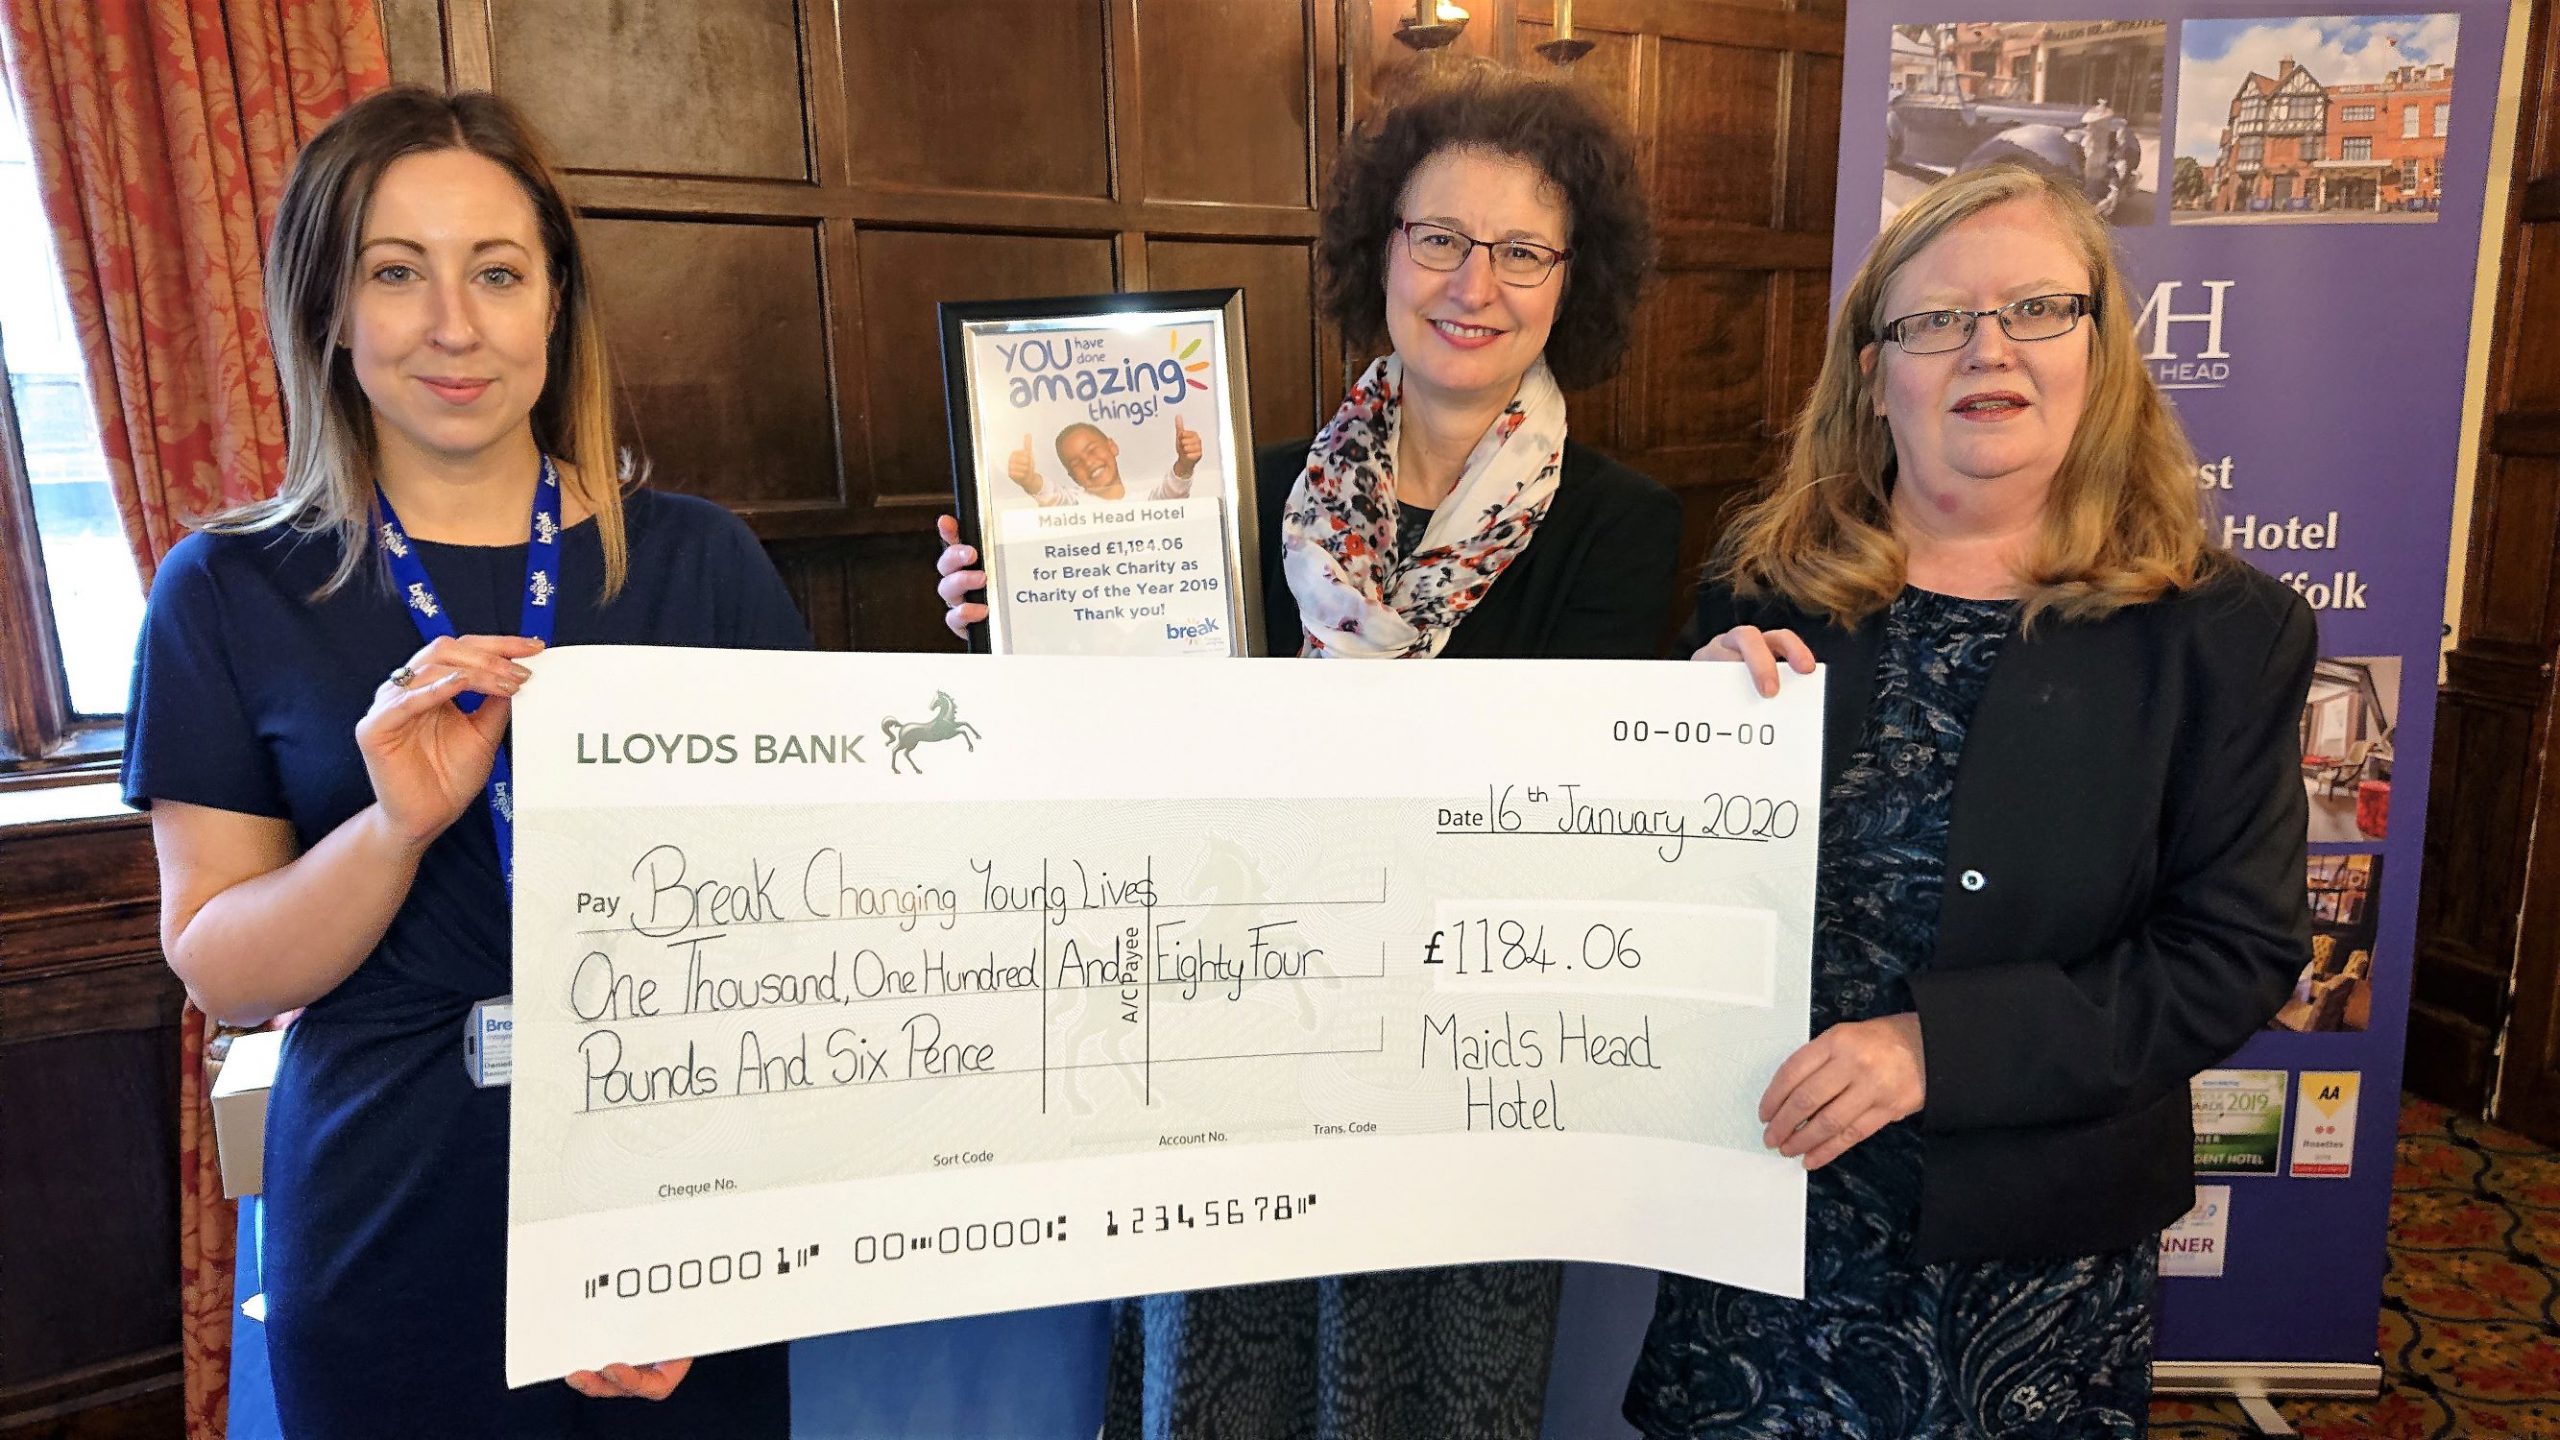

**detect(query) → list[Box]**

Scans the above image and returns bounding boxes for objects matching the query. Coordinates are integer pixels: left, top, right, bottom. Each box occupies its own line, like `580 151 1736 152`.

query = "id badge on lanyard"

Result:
373 459 561 1089
374 455 563 885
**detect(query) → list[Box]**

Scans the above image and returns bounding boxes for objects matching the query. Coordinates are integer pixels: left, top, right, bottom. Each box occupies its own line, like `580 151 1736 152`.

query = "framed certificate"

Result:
939 288 1264 657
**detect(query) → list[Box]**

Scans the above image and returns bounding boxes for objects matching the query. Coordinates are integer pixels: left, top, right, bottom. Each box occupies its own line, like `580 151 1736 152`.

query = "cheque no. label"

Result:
504 648 1819 1383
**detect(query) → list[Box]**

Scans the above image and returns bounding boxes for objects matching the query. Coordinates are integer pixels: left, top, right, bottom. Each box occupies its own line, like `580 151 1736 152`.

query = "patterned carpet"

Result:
2147 1096 2560 1438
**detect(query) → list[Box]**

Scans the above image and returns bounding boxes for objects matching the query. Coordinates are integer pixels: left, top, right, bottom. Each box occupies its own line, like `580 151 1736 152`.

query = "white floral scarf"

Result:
1279 355 1565 658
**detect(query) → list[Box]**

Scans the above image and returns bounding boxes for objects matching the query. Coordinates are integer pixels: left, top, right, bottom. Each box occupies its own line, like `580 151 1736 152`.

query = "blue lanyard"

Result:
374 456 563 889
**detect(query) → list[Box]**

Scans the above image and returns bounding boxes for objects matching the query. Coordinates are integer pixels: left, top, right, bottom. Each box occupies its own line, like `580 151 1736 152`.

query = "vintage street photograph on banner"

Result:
2300 655 2401 843
2173 13 2459 222
2273 855 2387 1034
939 288 1262 657
1883 21 2164 227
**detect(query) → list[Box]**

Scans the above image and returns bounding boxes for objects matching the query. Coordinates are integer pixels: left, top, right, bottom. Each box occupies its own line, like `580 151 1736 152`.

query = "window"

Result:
2435 102 2450 137
2236 137 2265 164
2403 105 2420 138
0 80 140 769
2340 103 2377 122
2343 136 2372 161
2300 136 2323 161
2405 161 2423 193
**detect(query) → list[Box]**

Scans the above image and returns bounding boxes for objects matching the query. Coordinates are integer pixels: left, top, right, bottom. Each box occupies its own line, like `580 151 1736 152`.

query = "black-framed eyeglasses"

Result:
1396 220 1573 286
1878 293 2095 355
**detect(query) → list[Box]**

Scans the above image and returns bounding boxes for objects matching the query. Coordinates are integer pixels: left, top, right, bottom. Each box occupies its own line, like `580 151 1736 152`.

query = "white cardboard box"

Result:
208 1028 282 1199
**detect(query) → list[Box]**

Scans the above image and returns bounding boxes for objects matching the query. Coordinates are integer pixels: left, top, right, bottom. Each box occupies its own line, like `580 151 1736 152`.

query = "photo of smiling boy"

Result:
1004 416 1208 506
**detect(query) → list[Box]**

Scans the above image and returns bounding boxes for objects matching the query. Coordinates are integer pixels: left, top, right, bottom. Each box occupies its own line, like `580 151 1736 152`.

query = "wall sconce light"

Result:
1394 0 1471 51
1534 1 1595 64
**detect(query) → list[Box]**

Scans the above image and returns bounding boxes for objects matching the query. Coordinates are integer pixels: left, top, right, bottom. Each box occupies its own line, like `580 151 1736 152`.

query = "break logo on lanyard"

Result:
374 456 564 891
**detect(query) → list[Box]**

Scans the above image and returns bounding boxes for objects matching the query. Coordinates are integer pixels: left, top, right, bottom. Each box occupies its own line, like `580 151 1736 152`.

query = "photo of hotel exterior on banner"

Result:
940 289 1264 658
2173 14 2460 222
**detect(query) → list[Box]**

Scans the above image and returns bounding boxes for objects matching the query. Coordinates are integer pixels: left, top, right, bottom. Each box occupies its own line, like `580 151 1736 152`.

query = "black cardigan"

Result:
1251 439 1681 658
1697 564 2318 1262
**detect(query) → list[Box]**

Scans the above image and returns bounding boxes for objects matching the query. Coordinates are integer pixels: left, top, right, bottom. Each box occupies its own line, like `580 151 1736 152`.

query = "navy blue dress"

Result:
1623 588 2157 1440
124 489 805 1439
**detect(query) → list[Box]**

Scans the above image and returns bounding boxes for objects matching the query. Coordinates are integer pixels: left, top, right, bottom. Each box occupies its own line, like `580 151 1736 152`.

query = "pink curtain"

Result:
0 3 389 1433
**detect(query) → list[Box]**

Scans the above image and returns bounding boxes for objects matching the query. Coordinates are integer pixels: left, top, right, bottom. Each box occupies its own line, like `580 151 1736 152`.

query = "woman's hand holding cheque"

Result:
1756 1015 1926 1172
357 633 541 851
1691 623 1817 699
1695 624 1924 1171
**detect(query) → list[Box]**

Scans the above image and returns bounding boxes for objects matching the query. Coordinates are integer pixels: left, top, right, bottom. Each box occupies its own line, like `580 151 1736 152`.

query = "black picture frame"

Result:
938 287 1264 657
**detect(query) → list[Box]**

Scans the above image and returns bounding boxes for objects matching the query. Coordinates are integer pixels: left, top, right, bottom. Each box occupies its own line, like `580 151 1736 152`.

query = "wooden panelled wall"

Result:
2416 0 2560 1143
378 0 1848 649
0 2 1847 1435
0 815 184 1438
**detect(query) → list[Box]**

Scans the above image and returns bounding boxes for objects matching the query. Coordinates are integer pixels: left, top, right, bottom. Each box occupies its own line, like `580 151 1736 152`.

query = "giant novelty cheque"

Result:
502 648 1819 1382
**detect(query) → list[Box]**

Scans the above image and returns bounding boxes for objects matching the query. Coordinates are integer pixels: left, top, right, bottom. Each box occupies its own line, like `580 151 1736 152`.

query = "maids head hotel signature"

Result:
572 694 986 775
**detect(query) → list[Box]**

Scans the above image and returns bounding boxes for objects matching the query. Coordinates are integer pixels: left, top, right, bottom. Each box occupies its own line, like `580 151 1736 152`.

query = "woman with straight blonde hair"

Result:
124 85 801 1437
1718 161 2222 630
1624 162 2316 1437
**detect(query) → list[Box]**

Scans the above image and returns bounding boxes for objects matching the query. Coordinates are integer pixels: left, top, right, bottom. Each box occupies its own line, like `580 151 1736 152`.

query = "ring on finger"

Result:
388 664 420 689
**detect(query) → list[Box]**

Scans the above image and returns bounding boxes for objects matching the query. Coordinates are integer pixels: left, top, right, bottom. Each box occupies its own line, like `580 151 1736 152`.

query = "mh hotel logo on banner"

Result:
2138 279 2234 391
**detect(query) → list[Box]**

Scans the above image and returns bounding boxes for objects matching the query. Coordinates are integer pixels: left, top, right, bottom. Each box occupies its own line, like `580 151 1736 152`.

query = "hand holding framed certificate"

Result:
939 288 1264 657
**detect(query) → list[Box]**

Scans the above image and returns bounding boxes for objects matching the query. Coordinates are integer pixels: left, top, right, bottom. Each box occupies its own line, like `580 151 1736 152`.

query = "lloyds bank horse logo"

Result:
884 691 981 774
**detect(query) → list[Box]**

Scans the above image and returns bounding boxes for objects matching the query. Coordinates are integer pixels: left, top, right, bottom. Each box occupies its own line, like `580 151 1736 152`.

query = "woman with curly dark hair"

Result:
940 61 1672 665
933 60 1678 1437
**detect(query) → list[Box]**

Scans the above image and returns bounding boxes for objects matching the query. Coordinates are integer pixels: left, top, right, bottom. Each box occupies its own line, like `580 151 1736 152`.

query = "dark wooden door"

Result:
2415 0 2560 1141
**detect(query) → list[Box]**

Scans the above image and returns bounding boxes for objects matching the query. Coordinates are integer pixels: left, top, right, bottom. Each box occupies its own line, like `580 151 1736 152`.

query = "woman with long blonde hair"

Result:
1626 162 2315 1437
124 86 802 1437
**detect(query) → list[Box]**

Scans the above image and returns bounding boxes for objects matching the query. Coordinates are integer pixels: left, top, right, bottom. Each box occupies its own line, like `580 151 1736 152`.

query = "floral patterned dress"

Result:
1623 588 2159 1440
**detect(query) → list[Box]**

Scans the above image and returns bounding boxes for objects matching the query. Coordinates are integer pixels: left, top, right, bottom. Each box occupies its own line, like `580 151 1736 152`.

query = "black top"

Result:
1628 590 2161 1440
1253 438 1683 658
1695 563 2318 1262
123 490 806 1438
1395 500 1434 563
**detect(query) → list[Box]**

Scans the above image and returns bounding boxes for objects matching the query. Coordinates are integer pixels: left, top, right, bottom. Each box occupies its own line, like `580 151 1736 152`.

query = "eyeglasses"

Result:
1878 293 2095 355
1396 220 1573 286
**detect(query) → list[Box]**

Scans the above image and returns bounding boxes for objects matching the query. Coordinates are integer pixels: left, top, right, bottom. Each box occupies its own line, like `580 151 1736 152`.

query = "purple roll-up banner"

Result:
1829 0 2511 1405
